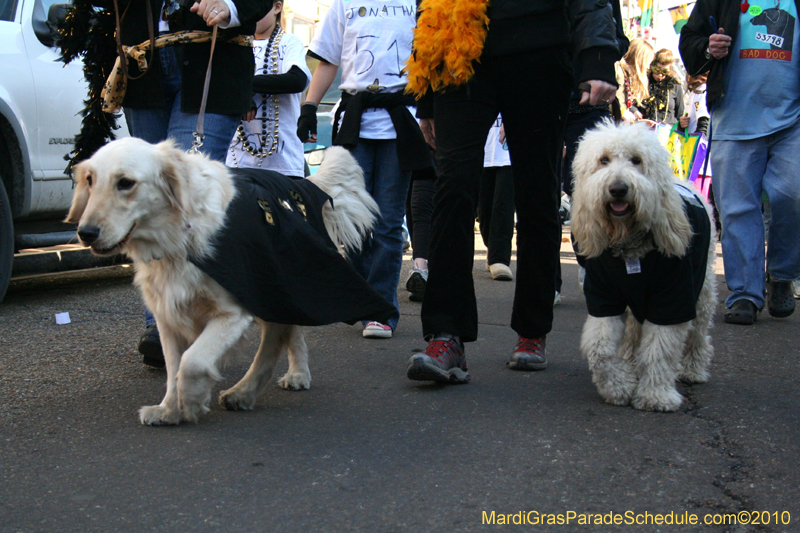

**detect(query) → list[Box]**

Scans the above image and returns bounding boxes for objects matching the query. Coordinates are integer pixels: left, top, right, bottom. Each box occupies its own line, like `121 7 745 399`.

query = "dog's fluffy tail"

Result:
307 146 380 254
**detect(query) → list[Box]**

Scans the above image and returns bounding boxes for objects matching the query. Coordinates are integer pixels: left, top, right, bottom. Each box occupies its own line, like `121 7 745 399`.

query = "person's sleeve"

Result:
230 0 270 27
307 0 344 65
252 65 308 94
569 0 619 85
679 0 715 76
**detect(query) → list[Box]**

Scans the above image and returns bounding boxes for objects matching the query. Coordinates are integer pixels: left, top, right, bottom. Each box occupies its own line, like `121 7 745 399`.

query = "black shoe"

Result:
406 269 427 302
138 324 165 368
724 299 758 325
767 277 796 318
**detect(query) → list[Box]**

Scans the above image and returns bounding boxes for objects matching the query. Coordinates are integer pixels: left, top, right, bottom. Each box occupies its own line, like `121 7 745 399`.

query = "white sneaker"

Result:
363 321 392 339
553 291 561 306
489 263 513 281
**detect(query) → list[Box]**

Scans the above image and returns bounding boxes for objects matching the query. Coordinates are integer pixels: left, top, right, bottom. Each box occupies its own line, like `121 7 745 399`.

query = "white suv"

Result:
0 0 127 301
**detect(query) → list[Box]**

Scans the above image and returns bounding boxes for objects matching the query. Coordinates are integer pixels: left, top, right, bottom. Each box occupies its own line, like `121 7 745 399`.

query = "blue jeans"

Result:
128 46 240 327
347 139 411 331
712 118 800 309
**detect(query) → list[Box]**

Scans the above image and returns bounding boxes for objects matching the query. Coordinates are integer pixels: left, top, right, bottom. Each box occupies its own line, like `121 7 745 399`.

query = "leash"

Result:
190 24 218 154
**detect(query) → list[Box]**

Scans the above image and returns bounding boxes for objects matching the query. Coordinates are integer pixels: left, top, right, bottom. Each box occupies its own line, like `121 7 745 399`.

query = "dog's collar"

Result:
610 230 651 256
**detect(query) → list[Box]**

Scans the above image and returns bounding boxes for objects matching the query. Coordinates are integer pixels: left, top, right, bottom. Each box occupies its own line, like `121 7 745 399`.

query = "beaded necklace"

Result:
230 25 284 168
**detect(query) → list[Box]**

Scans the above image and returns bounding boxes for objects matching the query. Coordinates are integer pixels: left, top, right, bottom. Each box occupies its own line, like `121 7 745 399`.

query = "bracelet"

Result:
301 101 319 108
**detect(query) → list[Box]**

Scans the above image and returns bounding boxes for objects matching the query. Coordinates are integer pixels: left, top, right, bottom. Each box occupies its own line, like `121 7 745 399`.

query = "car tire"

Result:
0 180 13 303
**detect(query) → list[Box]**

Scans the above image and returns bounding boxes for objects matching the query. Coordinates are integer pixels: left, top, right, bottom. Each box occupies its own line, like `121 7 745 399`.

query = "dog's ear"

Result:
651 184 693 257
64 162 91 224
154 140 186 213
571 193 611 259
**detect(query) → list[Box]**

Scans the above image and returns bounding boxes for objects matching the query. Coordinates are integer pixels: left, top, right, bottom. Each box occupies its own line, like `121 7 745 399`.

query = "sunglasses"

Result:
649 65 671 76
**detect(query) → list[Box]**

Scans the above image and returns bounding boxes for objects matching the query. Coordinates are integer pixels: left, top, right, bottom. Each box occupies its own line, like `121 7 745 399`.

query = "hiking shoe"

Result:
507 336 548 371
767 277 795 318
406 268 428 302
407 335 470 383
489 263 513 281
724 299 758 325
363 321 393 338
138 323 165 368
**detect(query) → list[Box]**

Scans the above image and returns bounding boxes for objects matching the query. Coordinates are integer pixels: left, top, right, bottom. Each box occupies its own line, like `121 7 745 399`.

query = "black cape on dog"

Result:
582 183 711 326
189 168 395 326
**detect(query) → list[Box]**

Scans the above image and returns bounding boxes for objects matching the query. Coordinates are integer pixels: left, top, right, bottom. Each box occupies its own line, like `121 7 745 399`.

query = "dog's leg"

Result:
631 321 691 412
219 321 292 410
278 326 311 391
679 254 717 384
139 327 187 426
581 315 637 406
177 312 253 422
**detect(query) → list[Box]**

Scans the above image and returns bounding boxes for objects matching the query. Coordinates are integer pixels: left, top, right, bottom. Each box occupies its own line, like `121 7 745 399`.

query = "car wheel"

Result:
0 180 13 303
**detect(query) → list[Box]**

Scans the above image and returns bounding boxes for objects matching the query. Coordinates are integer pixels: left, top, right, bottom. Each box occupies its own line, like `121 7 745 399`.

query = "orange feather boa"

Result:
404 0 490 98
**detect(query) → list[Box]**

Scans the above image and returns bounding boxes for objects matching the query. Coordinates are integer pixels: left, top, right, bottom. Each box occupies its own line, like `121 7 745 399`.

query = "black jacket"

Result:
417 0 620 118
121 0 270 114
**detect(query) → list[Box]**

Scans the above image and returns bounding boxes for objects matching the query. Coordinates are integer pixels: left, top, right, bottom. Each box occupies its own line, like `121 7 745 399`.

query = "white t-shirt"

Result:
308 0 416 139
685 85 709 135
484 115 511 168
226 30 311 177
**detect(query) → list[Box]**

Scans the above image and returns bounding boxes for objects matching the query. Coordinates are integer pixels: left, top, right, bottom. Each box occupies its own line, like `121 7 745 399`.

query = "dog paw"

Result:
278 371 311 391
219 388 256 411
177 370 215 422
678 369 709 384
599 390 632 406
631 389 684 412
139 405 183 426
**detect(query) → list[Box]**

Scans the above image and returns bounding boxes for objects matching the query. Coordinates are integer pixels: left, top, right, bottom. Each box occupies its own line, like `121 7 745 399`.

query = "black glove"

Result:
296 103 318 142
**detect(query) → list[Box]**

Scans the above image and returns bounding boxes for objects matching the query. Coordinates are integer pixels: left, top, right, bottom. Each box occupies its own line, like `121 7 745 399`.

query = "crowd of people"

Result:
68 0 798 374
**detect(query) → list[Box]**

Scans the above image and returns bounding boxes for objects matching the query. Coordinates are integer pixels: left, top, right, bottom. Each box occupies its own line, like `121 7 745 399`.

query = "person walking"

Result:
403 0 619 382
680 0 800 324
296 0 430 339
226 1 311 177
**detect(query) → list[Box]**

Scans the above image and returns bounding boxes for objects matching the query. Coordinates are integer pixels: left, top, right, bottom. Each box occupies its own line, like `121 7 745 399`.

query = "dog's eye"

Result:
117 178 136 191
631 156 642 165
600 156 610 165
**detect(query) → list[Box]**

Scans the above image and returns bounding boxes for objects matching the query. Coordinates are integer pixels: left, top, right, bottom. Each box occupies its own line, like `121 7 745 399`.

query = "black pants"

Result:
421 48 572 343
406 170 436 261
479 166 515 266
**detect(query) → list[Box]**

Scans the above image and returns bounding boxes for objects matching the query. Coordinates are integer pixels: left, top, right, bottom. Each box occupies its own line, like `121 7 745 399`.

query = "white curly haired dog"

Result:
570 120 717 412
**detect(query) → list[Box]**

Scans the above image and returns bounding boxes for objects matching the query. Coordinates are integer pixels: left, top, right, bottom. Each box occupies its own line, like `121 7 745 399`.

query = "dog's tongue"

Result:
611 201 629 212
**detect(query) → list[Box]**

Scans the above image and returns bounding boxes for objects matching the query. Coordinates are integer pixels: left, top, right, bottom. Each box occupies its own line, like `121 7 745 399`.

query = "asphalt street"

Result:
1 234 798 532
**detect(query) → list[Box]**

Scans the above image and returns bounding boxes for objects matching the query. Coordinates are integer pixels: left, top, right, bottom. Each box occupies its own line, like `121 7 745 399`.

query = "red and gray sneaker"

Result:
407 334 470 383
507 335 548 371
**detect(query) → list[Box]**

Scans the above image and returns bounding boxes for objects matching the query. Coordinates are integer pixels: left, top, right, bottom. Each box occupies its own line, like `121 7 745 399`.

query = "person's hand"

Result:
709 28 731 59
296 103 318 143
191 0 230 26
579 80 617 106
243 107 256 122
498 123 506 145
420 118 435 150
679 113 690 129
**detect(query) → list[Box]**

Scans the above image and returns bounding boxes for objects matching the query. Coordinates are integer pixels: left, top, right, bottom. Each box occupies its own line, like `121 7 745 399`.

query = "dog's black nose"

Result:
78 225 100 244
608 182 629 198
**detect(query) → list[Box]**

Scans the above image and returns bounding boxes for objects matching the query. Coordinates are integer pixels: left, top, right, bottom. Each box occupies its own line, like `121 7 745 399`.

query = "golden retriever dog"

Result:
66 139 388 425
570 120 717 412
